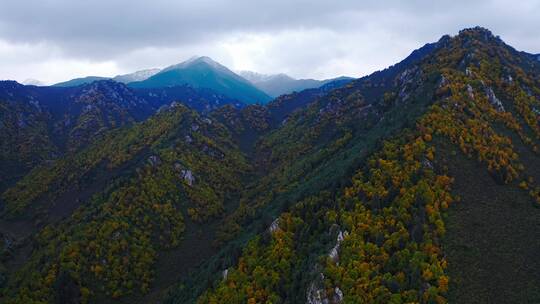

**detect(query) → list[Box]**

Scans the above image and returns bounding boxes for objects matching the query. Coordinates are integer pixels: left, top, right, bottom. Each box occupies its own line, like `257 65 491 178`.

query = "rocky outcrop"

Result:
466 84 475 99
438 75 449 88
485 87 505 112
306 273 344 304
328 230 347 263
333 287 344 303
269 218 280 233
306 273 329 304
147 155 161 167
422 158 434 170
180 169 195 186
396 66 423 103
222 268 229 280
305 228 347 304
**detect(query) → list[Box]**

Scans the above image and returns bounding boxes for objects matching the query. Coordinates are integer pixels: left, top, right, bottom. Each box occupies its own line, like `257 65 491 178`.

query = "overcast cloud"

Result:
0 0 539 84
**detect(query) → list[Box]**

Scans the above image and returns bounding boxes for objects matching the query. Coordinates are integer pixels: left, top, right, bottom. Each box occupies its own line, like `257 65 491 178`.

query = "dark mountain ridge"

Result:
0 80 243 190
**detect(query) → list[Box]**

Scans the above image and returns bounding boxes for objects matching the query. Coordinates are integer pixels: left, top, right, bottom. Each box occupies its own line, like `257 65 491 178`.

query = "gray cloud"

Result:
0 0 539 83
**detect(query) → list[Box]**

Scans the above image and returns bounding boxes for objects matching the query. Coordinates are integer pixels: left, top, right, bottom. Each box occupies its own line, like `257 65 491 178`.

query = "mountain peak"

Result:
456 26 501 44
458 26 494 36
186 55 216 65
192 55 215 63
165 55 227 72
131 56 272 104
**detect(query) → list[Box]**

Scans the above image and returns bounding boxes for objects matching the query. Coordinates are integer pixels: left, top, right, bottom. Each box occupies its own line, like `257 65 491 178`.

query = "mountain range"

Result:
51 57 353 104
238 71 354 97
53 69 162 87
0 27 539 304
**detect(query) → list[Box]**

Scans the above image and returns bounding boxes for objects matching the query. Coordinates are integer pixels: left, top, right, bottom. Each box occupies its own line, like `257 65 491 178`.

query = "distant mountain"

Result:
238 70 354 97
113 68 161 83
21 78 44 86
52 76 109 87
52 69 161 87
129 56 272 104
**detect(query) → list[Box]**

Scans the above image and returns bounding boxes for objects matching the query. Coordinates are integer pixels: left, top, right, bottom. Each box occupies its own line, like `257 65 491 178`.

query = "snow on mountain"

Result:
22 78 45 86
113 68 161 83
238 70 353 97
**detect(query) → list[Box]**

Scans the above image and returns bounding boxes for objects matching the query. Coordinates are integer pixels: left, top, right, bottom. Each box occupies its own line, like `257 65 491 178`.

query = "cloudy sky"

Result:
0 0 539 84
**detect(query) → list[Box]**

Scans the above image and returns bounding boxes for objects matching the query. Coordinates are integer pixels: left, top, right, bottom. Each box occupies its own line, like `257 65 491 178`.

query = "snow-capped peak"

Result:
163 56 232 74
113 68 161 83
238 71 295 84
22 78 45 86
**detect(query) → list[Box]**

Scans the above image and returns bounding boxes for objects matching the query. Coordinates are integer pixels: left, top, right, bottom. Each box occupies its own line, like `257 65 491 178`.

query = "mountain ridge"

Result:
0 27 539 304
238 70 354 97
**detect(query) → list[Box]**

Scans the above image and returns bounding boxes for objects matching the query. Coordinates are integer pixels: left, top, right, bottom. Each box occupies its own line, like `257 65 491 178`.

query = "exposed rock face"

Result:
438 75 449 88
422 158 434 170
328 230 347 263
485 87 505 112
395 66 424 104
180 169 195 186
333 287 344 303
222 268 229 280
466 84 475 99
306 273 329 304
306 273 344 304
269 218 280 233
147 155 161 167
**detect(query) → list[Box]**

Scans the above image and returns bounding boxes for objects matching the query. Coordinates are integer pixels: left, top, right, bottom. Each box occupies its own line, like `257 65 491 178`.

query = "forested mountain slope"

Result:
0 80 242 191
1 27 539 304
0 104 252 303
172 27 540 304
